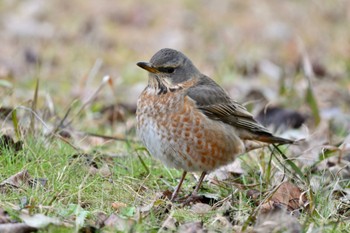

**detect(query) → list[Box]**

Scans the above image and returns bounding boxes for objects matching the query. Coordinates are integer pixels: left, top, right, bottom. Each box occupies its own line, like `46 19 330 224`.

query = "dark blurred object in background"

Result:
256 106 306 132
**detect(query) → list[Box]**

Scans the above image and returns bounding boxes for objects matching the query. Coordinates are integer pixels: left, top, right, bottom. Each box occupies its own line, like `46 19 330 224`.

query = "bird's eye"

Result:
158 67 175 74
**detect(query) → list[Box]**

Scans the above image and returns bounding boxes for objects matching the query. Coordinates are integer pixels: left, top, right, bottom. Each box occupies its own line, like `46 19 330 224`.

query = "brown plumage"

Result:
136 48 293 201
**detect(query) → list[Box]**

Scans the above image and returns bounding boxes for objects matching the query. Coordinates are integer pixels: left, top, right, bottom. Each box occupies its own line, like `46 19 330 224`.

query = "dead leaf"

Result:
111 202 127 210
247 189 261 200
0 107 13 119
93 211 108 229
317 155 350 179
0 208 12 224
70 153 98 168
0 134 23 154
208 159 244 181
210 214 233 231
98 163 112 177
261 181 307 213
103 213 135 232
178 221 205 233
190 203 211 214
79 225 98 233
0 170 31 193
28 178 48 188
255 209 302 233
20 213 60 228
158 214 177 232
0 223 37 233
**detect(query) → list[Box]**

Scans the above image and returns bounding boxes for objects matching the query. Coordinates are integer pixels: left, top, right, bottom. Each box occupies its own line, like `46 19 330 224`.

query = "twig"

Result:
64 75 112 127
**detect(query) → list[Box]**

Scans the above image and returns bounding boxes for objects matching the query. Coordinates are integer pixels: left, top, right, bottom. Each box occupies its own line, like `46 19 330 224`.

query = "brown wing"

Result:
187 76 291 143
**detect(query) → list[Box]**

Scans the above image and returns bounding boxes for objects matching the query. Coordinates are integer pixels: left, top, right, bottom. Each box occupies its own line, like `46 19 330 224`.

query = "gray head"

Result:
137 48 201 86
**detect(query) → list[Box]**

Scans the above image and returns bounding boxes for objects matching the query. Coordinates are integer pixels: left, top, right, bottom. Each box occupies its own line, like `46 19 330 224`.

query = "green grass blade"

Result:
11 109 20 139
30 78 40 133
305 85 320 126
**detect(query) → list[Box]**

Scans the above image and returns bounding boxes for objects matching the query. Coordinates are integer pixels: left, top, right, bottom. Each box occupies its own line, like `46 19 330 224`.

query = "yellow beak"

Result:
137 62 159 73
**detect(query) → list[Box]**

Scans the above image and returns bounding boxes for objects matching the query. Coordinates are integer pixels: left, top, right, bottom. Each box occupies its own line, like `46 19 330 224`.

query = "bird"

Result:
136 48 293 201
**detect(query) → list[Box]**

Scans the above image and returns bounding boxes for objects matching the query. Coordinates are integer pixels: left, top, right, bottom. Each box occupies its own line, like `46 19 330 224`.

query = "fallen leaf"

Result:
208 159 244 181
0 170 31 193
0 208 12 224
93 211 108 229
158 214 177 232
111 202 127 210
70 153 98 168
260 181 307 213
190 203 211 214
0 108 13 119
98 163 112 177
28 178 48 188
178 221 205 233
255 209 302 233
210 214 233 231
20 213 60 228
247 189 261 200
0 223 37 233
103 213 135 232
0 134 23 154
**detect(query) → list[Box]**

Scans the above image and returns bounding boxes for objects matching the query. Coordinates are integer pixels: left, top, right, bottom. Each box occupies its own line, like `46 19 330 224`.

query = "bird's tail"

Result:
255 134 294 145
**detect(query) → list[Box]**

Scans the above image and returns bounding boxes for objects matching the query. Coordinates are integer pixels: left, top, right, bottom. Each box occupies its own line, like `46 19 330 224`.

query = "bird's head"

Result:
137 48 201 92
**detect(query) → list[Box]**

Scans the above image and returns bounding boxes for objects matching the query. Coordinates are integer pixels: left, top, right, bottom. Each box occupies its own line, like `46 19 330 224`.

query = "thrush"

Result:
136 48 293 201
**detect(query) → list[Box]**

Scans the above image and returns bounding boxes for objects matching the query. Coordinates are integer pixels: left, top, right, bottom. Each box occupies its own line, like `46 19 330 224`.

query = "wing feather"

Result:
187 76 272 136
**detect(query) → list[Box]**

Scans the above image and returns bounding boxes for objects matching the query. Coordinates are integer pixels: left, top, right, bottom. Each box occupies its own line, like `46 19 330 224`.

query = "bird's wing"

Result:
186 76 272 136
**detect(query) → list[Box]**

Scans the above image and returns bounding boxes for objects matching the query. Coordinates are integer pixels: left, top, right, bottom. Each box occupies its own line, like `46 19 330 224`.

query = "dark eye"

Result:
158 67 175 74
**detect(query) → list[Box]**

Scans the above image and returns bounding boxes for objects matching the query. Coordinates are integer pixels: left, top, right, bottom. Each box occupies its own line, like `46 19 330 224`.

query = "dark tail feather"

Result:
256 134 294 145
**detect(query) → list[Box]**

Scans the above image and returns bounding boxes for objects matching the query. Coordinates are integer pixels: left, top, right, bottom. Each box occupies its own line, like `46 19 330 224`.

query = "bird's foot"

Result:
177 192 204 206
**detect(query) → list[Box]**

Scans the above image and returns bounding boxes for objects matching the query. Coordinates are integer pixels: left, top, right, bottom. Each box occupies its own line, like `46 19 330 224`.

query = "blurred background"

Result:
1 0 350 139
2 1 350 231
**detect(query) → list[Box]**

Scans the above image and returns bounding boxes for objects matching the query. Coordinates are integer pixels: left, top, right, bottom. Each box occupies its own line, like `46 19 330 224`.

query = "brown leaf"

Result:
111 202 127 211
103 213 135 232
20 213 60 228
28 178 48 188
93 211 108 229
0 223 37 233
0 208 12 224
178 221 205 233
247 189 261 200
0 134 23 154
208 159 244 181
255 209 302 233
190 203 211 214
158 214 177 232
261 181 306 213
98 163 112 177
0 170 31 193
210 214 233 231
0 107 13 119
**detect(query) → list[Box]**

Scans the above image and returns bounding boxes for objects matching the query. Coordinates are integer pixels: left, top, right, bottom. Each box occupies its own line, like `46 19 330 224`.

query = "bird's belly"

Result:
136 92 245 172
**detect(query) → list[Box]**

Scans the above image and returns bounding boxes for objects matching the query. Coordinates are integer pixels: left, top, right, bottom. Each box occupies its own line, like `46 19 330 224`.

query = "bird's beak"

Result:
137 62 158 73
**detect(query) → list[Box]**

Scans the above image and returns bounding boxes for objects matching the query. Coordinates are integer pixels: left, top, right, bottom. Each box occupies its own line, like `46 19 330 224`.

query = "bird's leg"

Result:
191 171 207 196
180 171 207 205
171 171 187 201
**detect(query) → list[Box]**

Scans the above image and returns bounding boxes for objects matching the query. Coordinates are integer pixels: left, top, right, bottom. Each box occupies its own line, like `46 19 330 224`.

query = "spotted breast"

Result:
136 85 245 172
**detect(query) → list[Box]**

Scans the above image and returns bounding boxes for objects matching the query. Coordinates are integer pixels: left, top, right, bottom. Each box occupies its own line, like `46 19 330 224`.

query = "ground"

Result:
0 0 350 232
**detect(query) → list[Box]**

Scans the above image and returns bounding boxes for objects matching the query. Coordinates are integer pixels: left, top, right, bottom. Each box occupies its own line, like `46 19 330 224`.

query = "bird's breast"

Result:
136 88 244 172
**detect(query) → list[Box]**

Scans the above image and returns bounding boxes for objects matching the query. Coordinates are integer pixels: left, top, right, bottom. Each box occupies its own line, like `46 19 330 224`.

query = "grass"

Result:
1 1 350 231
1 132 350 232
